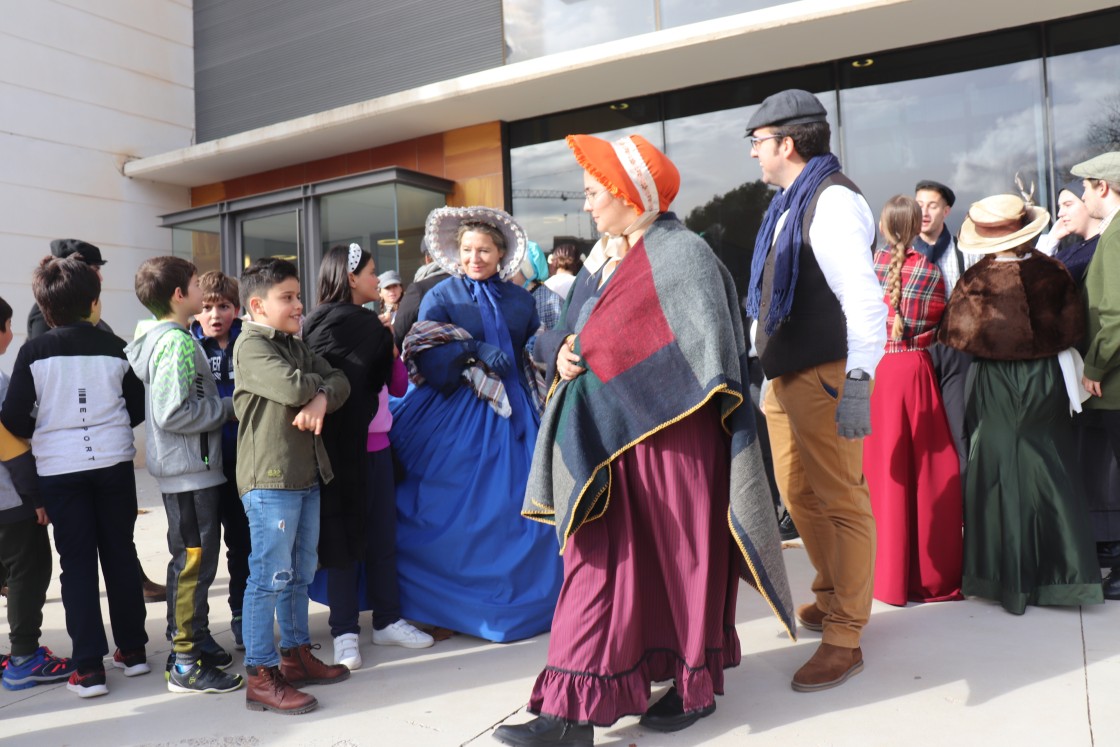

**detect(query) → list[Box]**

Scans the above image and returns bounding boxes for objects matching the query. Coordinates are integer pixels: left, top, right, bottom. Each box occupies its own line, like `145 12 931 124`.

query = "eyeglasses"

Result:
583 189 610 205
748 134 786 148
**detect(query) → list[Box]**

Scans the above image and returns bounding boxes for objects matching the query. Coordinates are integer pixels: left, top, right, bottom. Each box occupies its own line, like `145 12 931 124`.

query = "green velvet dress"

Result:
962 357 1104 614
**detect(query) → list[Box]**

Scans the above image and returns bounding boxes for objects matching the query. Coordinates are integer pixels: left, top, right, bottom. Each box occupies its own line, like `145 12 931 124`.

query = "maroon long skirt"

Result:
864 350 963 605
527 404 741 726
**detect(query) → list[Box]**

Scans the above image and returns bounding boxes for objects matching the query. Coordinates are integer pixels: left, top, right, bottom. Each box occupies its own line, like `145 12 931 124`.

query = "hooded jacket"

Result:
125 319 232 494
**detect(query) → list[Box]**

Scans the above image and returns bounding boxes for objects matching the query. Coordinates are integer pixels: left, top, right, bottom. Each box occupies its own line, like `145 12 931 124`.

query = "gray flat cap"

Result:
378 270 402 287
745 89 827 135
1071 152 1120 184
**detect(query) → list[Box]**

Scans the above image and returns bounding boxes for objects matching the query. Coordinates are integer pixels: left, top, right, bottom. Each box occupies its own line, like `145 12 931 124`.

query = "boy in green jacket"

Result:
232 258 351 715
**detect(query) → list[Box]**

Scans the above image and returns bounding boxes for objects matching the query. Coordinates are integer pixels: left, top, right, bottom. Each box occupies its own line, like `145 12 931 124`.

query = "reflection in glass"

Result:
661 0 790 29
510 123 662 254
171 216 221 274
840 60 1048 236
241 211 300 271
503 0 654 64
1048 46 1120 185
664 91 836 303
319 184 445 287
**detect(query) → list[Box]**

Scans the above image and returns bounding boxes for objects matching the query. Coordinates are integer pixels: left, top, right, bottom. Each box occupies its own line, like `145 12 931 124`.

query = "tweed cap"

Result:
50 238 106 265
1071 152 1120 184
745 89 827 135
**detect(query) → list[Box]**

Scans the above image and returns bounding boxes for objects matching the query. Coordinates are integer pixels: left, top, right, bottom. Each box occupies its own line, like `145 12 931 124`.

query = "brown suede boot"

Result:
791 643 863 692
280 644 350 687
245 665 317 714
796 603 825 632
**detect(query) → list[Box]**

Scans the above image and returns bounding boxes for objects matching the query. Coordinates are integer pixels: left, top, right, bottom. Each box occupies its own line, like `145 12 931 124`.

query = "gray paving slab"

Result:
2 469 1118 746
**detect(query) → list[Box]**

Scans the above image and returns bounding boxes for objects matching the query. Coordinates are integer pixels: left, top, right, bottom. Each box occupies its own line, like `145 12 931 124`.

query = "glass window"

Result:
838 29 1047 235
240 210 301 271
171 216 221 274
660 0 792 29
1046 8 1120 185
394 184 446 285
663 71 836 303
320 183 396 276
503 0 655 64
510 121 663 255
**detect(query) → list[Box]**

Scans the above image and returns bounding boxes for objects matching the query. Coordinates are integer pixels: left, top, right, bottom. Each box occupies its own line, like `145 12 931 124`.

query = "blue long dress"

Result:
389 275 562 642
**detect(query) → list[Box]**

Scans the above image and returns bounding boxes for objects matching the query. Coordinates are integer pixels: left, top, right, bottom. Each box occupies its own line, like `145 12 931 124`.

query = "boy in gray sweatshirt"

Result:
125 257 242 696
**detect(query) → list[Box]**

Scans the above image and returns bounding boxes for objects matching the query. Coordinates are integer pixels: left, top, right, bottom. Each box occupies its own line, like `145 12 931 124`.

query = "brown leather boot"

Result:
141 570 167 604
791 643 863 692
796 603 825 632
280 644 350 687
245 665 317 714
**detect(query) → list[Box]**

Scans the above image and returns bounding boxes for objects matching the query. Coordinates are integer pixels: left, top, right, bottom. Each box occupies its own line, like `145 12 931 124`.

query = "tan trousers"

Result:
765 359 876 649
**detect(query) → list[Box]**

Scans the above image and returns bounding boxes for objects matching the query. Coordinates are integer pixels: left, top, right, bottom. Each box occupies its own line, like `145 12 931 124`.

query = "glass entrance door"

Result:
237 208 301 273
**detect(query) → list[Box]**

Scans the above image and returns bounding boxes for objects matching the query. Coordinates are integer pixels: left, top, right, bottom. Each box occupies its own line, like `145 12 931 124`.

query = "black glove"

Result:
476 342 512 378
835 375 871 439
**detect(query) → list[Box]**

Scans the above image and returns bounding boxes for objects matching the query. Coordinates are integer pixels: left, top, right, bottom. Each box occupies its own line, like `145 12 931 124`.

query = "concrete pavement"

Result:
2 467 1118 746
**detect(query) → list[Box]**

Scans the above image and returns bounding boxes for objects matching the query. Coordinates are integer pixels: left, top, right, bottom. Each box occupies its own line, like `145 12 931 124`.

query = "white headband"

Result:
348 243 363 273
611 136 658 215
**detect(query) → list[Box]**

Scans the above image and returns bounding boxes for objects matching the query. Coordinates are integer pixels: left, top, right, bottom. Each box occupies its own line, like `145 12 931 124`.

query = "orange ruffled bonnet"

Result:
566 134 680 215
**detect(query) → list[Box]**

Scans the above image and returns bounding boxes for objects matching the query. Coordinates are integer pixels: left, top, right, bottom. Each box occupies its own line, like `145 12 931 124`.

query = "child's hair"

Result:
240 257 299 312
317 244 372 305
880 195 923 341
198 270 240 308
32 256 100 328
134 256 197 318
0 295 11 331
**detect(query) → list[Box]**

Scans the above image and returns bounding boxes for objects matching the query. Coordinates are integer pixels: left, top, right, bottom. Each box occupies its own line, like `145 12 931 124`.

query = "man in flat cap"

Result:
744 89 885 691
27 240 109 340
915 180 974 469
1075 152 1120 600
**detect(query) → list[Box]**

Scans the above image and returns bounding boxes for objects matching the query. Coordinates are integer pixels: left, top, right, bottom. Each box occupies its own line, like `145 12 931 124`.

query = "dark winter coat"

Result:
303 302 394 567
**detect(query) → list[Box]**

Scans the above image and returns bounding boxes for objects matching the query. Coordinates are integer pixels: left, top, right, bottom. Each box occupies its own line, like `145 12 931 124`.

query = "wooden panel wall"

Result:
190 122 505 208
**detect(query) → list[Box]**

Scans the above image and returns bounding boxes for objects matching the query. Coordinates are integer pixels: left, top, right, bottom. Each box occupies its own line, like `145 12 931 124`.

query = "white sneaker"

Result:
371 619 434 649
333 633 362 670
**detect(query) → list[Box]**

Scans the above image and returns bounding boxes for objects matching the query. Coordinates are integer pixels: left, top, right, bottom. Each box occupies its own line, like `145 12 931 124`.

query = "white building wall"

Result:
0 0 195 370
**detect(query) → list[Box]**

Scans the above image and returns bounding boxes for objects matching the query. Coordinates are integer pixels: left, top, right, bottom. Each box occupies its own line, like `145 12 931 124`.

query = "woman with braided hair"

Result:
863 195 963 606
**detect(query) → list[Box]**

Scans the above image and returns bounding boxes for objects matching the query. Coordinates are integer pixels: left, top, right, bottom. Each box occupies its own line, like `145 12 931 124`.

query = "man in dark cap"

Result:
914 180 973 468
27 240 109 340
744 89 885 692
392 236 448 349
1074 152 1120 599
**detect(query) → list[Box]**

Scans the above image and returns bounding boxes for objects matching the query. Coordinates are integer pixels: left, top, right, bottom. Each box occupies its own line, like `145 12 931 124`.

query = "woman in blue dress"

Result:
389 206 562 642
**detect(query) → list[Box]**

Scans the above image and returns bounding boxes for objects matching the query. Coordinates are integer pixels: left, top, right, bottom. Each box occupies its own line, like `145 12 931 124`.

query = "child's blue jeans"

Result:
240 485 320 668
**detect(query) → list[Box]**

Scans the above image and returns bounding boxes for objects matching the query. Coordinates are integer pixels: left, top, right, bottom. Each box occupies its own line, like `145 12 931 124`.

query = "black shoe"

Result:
1104 568 1120 601
492 716 593 746
167 660 244 694
639 687 716 733
778 509 799 541
165 646 234 679
1098 542 1120 568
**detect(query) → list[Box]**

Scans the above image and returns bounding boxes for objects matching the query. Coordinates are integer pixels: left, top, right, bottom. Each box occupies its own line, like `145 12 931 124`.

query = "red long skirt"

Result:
527 405 740 726
864 350 963 605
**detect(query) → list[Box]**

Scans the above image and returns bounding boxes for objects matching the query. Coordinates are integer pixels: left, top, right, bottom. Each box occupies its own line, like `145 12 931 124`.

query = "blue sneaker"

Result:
2 647 77 690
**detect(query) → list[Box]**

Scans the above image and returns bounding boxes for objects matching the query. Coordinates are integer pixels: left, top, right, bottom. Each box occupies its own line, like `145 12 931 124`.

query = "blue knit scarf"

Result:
746 153 841 335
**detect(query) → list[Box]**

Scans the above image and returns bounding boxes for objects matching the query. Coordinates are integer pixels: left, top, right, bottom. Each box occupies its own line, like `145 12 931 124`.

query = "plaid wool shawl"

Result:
522 216 796 638
401 320 511 418
873 247 947 353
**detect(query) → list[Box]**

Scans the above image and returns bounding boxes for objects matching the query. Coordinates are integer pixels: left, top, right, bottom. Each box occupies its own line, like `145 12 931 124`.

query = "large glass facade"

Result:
508 8 1120 301
502 0 795 63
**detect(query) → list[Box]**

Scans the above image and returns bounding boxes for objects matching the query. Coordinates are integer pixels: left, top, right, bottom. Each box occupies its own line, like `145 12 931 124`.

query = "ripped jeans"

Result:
240 486 321 668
